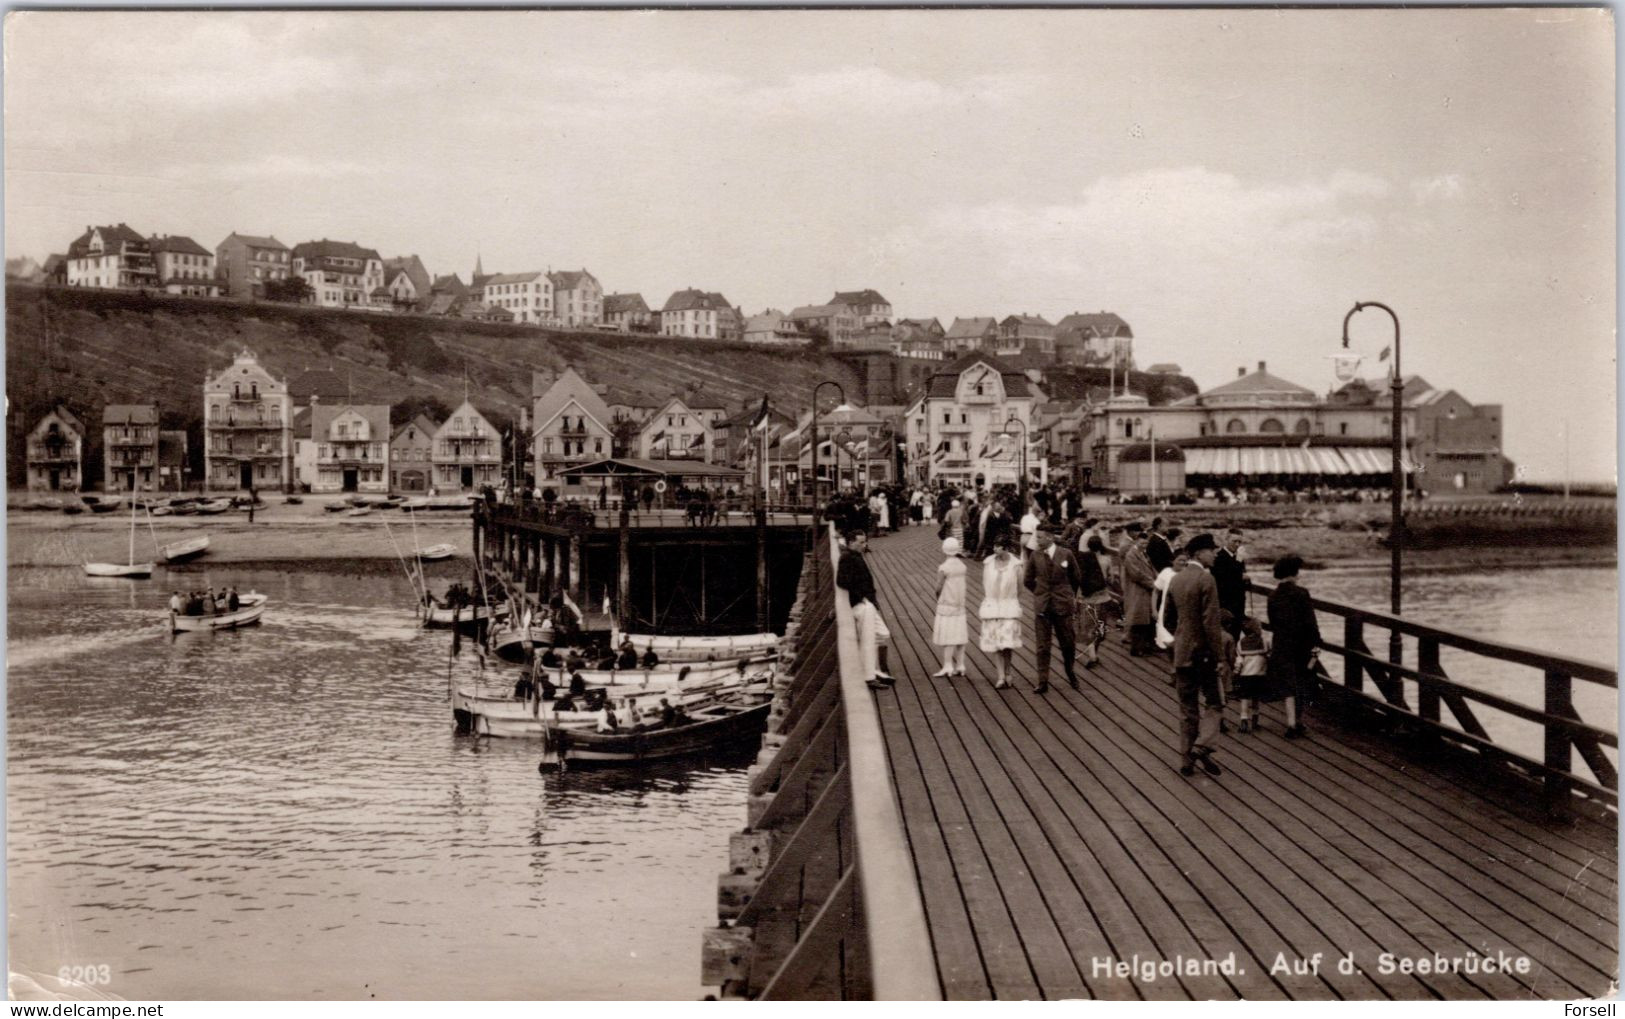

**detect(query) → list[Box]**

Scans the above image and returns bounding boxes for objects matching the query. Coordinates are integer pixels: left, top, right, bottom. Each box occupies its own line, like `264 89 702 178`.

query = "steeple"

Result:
473 250 483 280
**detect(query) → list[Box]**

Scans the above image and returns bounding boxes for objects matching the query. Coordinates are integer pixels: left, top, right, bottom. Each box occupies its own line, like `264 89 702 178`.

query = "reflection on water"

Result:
1293 564 1617 761
7 566 746 1000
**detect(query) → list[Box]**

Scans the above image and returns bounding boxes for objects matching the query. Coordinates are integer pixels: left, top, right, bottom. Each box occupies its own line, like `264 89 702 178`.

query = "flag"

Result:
1301 436 1312 451
750 395 771 432
689 433 705 449
932 440 950 463
651 430 666 444
1378 346 1391 362
562 592 583 622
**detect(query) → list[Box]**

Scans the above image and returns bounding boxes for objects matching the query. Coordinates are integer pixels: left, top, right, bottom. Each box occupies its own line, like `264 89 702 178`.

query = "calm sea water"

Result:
1290 564 1617 761
7 567 749 1000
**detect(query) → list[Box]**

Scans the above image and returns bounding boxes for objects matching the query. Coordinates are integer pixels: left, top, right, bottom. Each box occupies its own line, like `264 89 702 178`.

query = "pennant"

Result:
1378 346 1391 362
750 395 771 431
689 433 705 449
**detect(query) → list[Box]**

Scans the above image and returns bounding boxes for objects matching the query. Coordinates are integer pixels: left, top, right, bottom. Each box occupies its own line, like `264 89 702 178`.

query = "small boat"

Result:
422 602 510 629
169 592 267 633
87 499 124 515
284 495 304 506
62 503 84 515
160 534 210 563
194 499 234 515
538 692 772 767
149 505 173 517
520 654 776 690
346 507 373 517
324 501 348 513
379 495 407 509
416 543 455 561
403 497 431 510
614 629 781 662
455 678 771 739
490 623 554 663
84 502 153 578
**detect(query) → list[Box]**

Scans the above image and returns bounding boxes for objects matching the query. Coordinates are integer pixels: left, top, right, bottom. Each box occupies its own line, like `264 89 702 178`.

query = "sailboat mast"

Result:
129 501 136 566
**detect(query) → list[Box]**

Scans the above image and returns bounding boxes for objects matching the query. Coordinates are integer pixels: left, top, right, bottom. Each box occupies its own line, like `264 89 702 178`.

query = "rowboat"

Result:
417 543 455 561
324 502 348 513
522 654 776 690
169 592 267 633
422 602 509 629
454 667 773 738
84 502 153 578
538 692 772 768
87 499 123 514
613 629 781 662
346 507 373 517
161 534 210 563
403 497 431 510
194 499 234 515
490 623 553 663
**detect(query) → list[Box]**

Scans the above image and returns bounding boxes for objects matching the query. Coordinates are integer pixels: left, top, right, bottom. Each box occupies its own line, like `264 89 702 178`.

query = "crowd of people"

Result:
168 587 243 617
834 479 1327 779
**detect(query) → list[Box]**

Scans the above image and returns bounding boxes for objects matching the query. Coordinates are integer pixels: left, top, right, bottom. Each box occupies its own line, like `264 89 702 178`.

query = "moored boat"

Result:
161 534 210 563
417 543 455 561
345 506 373 517
614 629 781 662
538 692 772 767
195 498 234 515
86 499 123 514
84 561 154 578
169 592 267 633
490 622 552 663
422 602 510 629
455 667 773 738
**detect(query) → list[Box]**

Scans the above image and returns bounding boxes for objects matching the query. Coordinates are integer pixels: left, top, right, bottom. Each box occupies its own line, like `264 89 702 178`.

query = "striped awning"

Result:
1183 446 1409 477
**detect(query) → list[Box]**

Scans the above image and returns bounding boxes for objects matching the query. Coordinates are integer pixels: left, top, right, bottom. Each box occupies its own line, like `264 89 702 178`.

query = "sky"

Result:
4 9 1616 482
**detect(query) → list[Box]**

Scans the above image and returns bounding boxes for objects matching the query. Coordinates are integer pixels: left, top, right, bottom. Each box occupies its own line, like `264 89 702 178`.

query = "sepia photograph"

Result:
3 7 1617 1003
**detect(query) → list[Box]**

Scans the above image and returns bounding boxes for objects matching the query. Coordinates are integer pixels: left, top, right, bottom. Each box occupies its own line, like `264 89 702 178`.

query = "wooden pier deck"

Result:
858 524 1616 1000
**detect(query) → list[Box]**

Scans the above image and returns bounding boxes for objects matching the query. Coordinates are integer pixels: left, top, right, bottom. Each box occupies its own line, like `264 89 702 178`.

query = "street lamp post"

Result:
1342 301 1404 666
1003 413 1028 509
811 380 845 515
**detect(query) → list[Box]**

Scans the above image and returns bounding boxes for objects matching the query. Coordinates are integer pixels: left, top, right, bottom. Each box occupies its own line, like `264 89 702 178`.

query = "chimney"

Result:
1237 367 1246 378
1258 361 1267 373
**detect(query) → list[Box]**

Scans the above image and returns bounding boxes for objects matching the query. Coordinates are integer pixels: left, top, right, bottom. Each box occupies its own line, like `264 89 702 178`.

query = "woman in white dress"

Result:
932 537 968 677
978 537 1024 690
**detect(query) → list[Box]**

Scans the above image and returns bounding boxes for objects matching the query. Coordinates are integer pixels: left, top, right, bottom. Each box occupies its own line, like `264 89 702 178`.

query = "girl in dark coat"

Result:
1265 554 1321 738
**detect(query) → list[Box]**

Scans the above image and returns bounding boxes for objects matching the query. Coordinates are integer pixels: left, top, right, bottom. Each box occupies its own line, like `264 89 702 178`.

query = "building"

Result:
390 415 438 494
768 403 898 498
661 289 740 340
215 233 291 301
603 293 653 332
309 403 391 493
637 396 722 462
157 429 189 491
790 303 861 348
895 318 948 361
943 317 998 354
476 272 552 324
26 404 85 492
920 353 1044 489
41 254 68 286
292 406 316 491
531 367 616 490
382 256 432 310
203 350 294 492
384 267 420 311
830 289 893 328
549 269 604 328
995 314 1055 358
65 224 159 291
102 403 161 492
742 309 810 347
148 235 220 297
714 399 798 473
291 240 385 310
431 400 500 492
1054 311 1134 368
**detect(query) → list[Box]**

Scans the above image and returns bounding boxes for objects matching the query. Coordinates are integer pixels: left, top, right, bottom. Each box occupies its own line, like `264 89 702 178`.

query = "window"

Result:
1259 418 1285 434
1294 419 1312 435
543 438 553 453
595 438 603 453
1339 423 1349 436
1226 419 1247 434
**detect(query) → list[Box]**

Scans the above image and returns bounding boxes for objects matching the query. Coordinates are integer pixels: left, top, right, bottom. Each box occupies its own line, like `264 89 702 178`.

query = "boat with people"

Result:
537 691 773 768
612 628 781 662
160 534 210 564
83 501 154 578
455 661 773 737
169 592 267 633
422 600 509 629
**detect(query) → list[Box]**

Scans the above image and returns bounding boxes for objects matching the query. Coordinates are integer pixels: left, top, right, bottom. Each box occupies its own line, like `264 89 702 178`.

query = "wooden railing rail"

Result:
1249 579 1618 815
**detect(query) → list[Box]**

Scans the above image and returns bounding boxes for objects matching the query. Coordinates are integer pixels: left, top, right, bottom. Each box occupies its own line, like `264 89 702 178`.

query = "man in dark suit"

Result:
1210 527 1248 637
1024 525 1082 693
1167 533 1232 776
1146 516 1175 573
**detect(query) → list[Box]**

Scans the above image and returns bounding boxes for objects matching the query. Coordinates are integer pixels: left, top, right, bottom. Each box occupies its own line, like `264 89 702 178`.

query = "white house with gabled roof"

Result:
431 399 500 493
531 367 616 490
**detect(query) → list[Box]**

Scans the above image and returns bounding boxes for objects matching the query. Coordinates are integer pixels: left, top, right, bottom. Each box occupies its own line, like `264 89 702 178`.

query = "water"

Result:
7 566 749 1000
1290 564 1617 764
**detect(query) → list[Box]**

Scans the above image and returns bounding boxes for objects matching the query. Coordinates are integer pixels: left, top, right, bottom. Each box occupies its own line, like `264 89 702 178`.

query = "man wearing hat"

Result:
1121 522 1158 656
1167 533 1232 777
1023 524 1082 692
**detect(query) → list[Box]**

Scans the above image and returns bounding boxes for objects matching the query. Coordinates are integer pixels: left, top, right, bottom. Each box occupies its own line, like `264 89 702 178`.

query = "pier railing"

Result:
705 525 938 999
1249 580 1618 816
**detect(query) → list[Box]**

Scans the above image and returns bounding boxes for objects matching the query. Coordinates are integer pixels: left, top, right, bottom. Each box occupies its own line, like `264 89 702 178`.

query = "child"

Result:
1234 615 1271 733
932 537 969 677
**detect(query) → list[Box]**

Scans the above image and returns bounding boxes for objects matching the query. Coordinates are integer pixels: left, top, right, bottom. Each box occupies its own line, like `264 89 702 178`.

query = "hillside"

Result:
4 284 870 486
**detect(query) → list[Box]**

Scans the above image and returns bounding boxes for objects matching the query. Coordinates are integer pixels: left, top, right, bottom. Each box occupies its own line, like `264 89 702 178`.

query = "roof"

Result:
945 317 998 339
684 390 727 410
102 404 158 425
291 239 382 262
898 317 943 333
40 404 86 434
925 352 1034 399
220 232 288 252
1202 367 1316 400
67 223 147 259
42 254 66 274
555 457 745 479
1146 363 1184 374
148 235 211 257
604 293 650 315
1054 311 1133 338
430 274 467 295
1000 314 1053 328
664 288 732 313
532 367 614 435
832 289 890 307
392 414 440 442
291 406 313 440
288 367 353 402
1117 441 1186 464
790 303 846 319
549 269 598 291
311 403 391 440
485 271 544 286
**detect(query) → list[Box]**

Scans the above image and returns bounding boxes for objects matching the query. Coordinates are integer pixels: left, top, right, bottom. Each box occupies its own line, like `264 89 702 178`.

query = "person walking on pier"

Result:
1265 554 1320 739
1025 526 1081 691
1168 533 1231 776
837 530 893 689
931 537 968 677
1212 528 1248 638
979 537 1025 691
1122 524 1158 656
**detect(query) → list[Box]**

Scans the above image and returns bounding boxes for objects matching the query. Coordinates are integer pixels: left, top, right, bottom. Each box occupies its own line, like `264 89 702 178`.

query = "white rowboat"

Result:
161 534 210 563
84 561 154 578
422 602 509 628
614 629 780 662
169 593 267 633
417 543 455 561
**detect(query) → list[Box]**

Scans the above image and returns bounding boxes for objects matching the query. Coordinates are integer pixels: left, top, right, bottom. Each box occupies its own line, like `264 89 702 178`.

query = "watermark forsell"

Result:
1091 949 1535 983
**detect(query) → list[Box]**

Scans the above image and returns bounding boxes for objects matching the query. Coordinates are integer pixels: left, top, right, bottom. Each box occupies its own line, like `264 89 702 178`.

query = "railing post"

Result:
1544 669 1574 816
1343 617 1365 694
1417 637 1441 725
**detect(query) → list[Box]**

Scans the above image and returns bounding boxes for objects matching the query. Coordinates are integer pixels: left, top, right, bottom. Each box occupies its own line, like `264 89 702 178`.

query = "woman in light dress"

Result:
978 537 1024 690
944 499 965 547
1019 502 1041 566
932 537 968 677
